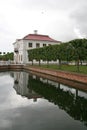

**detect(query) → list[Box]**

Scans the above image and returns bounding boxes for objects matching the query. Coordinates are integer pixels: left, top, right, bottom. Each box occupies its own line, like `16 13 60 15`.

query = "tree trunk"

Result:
39 60 41 66
58 83 60 89
77 59 80 72
76 89 78 99
32 60 33 66
47 60 49 68
59 59 61 69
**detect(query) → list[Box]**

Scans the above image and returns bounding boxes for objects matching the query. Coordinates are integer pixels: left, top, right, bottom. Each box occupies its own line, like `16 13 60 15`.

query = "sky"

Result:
0 0 87 52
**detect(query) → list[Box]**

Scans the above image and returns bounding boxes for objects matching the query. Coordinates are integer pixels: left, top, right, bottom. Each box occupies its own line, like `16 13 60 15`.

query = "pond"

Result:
0 71 87 130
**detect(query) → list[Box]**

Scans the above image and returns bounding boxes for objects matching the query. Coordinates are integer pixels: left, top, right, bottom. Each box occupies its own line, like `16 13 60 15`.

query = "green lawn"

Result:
32 64 87 75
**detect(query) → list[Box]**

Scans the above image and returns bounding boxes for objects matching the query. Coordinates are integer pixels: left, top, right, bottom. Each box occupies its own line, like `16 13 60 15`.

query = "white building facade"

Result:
13 31 61 64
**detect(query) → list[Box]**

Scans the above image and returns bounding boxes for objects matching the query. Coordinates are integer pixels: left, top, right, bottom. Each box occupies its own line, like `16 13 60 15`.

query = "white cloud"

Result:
0 0 87 52
74 27 86 39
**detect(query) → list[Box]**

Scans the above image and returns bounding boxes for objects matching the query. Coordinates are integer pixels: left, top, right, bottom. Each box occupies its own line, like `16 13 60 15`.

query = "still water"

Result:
0 71 87 130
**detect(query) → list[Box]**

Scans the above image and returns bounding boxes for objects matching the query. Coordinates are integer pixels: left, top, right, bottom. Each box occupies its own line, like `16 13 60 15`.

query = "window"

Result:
43 44 46 47
28 43 32 47
36 43 40 48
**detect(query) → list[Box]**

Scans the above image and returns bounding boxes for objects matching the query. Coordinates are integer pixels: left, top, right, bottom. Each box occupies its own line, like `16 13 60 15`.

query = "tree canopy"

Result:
27 38 87 71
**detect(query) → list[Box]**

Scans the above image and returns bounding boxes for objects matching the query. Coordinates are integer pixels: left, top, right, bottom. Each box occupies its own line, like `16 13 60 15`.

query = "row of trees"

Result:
27 39 87 71
0 52 14 61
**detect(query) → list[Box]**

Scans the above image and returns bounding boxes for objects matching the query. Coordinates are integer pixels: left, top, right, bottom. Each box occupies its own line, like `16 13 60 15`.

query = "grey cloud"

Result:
70 3 87 36
0 0 87 52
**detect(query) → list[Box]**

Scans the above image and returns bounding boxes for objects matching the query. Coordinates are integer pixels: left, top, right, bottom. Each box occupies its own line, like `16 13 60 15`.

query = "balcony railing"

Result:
14 48 19 53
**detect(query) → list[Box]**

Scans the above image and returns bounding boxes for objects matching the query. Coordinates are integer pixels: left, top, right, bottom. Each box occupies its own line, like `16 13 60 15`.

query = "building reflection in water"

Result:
13 71 87 127
13 71 42 102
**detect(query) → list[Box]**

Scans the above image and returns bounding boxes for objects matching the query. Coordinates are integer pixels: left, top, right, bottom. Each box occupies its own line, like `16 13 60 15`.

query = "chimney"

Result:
34 30 38 34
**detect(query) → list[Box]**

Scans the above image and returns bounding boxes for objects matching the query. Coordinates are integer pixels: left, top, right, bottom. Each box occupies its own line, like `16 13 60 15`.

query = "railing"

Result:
0 60 15 65
14 48 19 53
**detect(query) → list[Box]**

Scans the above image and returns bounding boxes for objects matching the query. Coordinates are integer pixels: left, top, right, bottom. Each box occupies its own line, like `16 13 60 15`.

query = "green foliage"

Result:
69 39 87 71
27 38 87 71
6 52 14 60
69 39 87 61
27 49 34 65
0 52 14 61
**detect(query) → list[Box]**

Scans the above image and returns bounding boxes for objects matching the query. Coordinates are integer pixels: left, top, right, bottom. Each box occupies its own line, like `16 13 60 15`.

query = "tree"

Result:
27 49 35 65
55 43 67 68
34 48 43 66
43 45 54 67
69 39 87 71
7 52 14 60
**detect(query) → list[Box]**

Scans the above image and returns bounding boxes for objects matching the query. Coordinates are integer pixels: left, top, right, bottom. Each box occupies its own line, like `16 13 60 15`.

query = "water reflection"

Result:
13 72 41 102
13 71 87 127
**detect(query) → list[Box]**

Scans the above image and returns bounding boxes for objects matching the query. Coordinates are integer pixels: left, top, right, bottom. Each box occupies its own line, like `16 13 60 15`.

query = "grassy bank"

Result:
29 64 87 75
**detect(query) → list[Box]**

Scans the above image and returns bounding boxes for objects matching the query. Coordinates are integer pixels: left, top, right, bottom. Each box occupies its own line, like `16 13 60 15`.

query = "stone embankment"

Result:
24 66 87 91
0 65 87 91
0 65 23 71
24 66 87 84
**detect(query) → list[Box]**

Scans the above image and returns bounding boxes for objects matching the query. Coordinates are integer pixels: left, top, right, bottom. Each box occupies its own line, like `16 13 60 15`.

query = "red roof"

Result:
23 34 60 43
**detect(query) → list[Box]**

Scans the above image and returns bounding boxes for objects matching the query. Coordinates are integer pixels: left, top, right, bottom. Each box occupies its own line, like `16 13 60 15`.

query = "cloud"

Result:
70 1 87 38
74 27 86 39
0 0 87 51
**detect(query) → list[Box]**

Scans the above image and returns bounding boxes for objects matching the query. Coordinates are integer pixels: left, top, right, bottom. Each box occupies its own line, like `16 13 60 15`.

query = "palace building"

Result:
13 31 61 64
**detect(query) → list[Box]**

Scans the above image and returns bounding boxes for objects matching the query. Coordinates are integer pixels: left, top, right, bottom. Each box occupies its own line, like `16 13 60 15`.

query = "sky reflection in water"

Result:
0 71 87 130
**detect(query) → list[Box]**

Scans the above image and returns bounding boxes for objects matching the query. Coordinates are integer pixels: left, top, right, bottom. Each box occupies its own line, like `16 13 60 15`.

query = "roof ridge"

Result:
28 34 49 37
22 33 61 43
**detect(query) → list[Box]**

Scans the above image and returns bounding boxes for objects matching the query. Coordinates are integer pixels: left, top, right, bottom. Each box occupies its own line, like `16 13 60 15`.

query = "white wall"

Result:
23 40 60 64
13 39 60 64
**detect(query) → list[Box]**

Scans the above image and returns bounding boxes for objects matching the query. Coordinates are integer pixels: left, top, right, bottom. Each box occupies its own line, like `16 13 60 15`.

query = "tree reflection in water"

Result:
27 75 87 127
